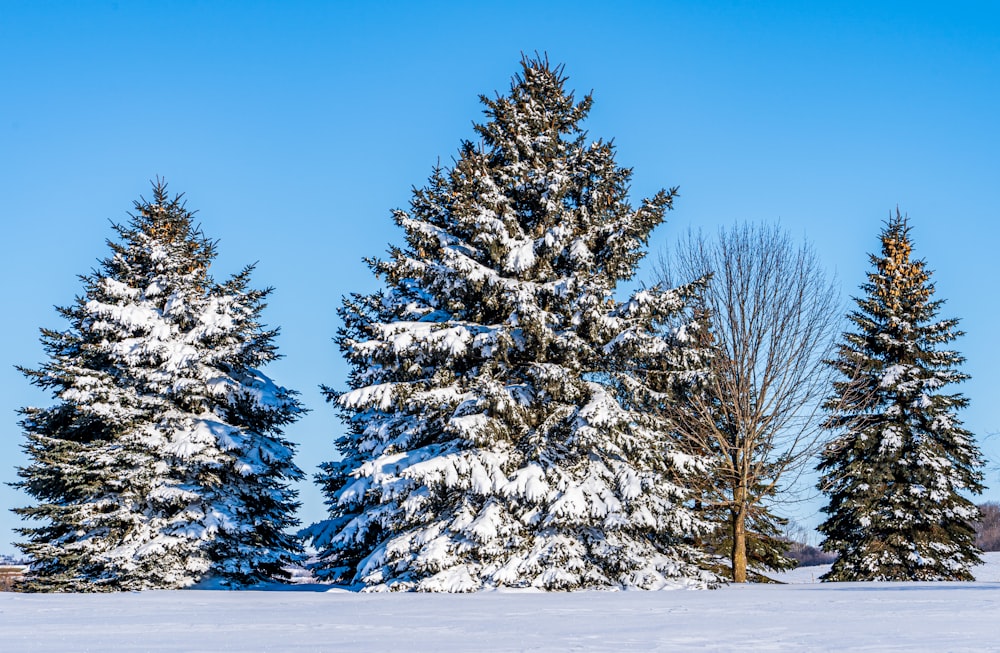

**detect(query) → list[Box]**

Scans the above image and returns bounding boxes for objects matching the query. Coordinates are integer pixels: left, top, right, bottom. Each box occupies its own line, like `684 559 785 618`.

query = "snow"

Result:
5 553 1000 651
505 239 536 273
880 363 908 387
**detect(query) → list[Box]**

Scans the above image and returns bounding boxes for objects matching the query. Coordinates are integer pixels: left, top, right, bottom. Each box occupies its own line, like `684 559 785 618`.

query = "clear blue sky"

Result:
2 1 999 554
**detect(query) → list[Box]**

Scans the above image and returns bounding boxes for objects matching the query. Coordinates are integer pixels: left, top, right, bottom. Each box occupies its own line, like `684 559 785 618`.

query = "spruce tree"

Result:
13 181 304 590
305 57 715 591
817 211 983 581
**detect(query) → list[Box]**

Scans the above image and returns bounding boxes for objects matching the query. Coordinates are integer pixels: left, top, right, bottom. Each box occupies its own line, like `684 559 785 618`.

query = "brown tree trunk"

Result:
731 495 748 583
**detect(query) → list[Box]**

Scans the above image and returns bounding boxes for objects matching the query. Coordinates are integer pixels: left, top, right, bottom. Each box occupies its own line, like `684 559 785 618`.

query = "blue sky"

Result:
2 1 999 553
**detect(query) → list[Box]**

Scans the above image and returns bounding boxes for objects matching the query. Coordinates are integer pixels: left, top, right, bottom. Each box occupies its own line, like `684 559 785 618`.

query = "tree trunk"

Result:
731 497 748 583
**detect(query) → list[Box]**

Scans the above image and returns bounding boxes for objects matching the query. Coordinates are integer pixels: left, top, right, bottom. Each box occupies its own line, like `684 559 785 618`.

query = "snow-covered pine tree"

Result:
305 56 716 591
817 211 983 581
13 181 304 591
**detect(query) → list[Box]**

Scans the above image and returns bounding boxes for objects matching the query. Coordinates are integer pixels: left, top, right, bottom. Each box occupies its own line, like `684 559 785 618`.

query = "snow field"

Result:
4 553 1000 652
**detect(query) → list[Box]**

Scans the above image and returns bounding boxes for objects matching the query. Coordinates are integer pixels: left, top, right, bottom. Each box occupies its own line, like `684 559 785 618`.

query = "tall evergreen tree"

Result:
817 211 983 581
13 181 304 591
304 57 715 591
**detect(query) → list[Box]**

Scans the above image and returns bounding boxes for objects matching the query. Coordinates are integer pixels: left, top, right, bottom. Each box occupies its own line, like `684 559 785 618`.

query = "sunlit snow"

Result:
4 553 1000 651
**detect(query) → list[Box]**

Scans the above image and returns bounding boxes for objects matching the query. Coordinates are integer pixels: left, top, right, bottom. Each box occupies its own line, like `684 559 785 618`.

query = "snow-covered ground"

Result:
3 553 1000 652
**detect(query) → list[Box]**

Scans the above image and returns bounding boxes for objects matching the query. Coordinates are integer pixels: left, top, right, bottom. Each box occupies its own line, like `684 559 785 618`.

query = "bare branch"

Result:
655 222 842 582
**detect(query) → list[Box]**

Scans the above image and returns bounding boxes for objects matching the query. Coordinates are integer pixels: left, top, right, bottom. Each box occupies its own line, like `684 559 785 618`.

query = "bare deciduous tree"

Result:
657 223 841 582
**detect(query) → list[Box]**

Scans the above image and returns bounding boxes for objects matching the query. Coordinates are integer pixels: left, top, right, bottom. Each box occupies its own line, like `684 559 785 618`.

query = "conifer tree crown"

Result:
14 181 304 591
817 211 983 581
306 57 715 591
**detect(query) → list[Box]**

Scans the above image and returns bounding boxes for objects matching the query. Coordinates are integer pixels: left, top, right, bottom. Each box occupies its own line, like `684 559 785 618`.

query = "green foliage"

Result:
306 56 715 591
13 181 304 591
817 211 983 581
